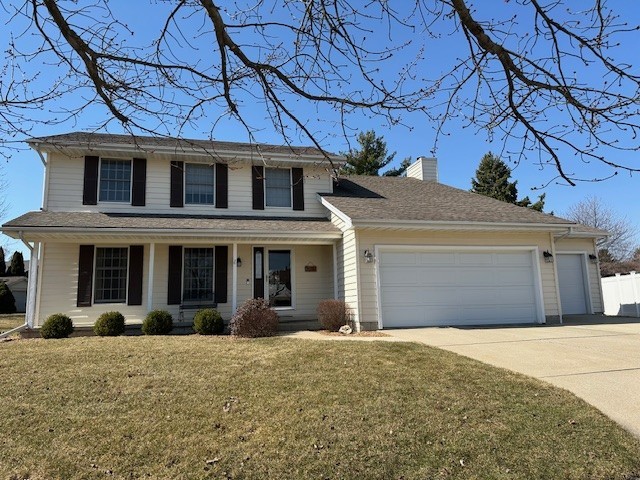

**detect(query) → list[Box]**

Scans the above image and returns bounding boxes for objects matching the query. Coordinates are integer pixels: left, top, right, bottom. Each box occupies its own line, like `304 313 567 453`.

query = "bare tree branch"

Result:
0 0 638 181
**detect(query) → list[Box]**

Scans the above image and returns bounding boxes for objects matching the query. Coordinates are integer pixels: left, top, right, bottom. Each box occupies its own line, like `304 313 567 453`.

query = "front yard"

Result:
1 336 639 479
0 313 24 333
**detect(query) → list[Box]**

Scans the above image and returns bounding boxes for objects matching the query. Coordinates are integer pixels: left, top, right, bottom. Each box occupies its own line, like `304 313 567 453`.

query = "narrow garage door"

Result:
557 254 589 315
378 249 541 328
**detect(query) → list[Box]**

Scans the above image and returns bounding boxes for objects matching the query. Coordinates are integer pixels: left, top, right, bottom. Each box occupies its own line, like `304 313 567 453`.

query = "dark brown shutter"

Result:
252 166 264 210
214 246 228 304
170 161 184 208
82 156 99 205
131 158 147 206
292 167 304 211
77 245 95 307
215 163 228 209
167 246 182 305
127 245 144 306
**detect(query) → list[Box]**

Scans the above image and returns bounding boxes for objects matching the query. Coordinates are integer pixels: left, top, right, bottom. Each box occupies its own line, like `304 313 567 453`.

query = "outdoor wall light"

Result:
236 257 242 268
589 254 598 263
543 251 554 263
363 249 374 263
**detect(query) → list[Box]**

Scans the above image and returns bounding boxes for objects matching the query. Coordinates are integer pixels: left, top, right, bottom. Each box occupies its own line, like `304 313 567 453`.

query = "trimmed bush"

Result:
41 313 74 339
142 309 173 335
0 282 16 314
230 298 279 338
193 308 224 335
93 311 126 336
317 299 351 332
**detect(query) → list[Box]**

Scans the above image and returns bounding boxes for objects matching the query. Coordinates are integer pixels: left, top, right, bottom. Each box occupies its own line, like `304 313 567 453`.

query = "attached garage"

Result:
557 253 591 315
377 247 544 328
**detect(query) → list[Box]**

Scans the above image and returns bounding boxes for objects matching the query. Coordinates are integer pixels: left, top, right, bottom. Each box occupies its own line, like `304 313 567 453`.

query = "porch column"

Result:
232 243 238 313
26 242 39 328
147 242 155 312
332 241 339 299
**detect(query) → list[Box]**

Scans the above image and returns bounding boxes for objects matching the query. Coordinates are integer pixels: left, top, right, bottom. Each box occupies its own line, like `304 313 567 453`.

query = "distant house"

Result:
0 277 28 313
1 132 607 331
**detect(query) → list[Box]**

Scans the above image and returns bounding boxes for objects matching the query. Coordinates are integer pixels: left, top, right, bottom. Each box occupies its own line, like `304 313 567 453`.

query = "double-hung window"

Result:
183 248 214 302
94 247 128 303
99 159 132 202
265 168 291 207
185 163 215 205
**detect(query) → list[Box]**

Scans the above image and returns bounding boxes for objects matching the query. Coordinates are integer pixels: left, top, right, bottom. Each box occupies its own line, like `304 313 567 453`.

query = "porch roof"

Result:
2 211 342 242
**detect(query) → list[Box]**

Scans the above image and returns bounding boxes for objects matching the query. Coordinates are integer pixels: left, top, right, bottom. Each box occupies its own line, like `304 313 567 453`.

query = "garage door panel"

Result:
379 267 423 286
419 252 456 265
380 252 418 266
458 252 495 266
495 268 535 285
379 249 540 328
381 286 460 306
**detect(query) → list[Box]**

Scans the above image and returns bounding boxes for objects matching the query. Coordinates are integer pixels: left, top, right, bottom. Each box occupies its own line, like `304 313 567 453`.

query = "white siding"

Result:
36 242 149 327
35 241 332 327
45 152 332 217
329 213 359 328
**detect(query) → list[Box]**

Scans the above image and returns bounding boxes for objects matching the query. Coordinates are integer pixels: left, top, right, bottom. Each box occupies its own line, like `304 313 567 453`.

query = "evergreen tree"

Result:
383 157 412 177
0 282 16 314
8 252 25 277
0 247 5 276
342 130 395 176
471 152 545 211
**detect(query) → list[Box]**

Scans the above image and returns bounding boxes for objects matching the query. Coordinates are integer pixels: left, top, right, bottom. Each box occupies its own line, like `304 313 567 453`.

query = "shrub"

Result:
193 308 224 335
317 299 351 332
142 309 173 335
41 313 74 339
0 282 16 314
93 311 126 336
230 298 279 338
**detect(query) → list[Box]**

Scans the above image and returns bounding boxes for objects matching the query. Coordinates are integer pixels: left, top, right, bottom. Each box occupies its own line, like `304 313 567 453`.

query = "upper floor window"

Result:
94 247 128 303
265 168 291 207
185 163 215 205
99 159 131 202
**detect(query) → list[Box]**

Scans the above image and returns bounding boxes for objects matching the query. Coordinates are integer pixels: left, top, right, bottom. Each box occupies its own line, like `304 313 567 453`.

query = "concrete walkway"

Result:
385 317 640 437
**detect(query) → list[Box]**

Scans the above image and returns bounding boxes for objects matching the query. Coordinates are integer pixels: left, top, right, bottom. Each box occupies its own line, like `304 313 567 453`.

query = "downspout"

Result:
0 233 37 338
33 143 50 211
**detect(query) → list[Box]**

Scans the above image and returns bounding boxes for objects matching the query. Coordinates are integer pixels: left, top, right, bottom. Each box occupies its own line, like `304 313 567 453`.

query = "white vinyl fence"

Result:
601 271 640 317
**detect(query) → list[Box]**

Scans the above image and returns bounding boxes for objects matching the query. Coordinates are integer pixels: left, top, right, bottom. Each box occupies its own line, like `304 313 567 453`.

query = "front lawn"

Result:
0 313 24 333
1 336 639 479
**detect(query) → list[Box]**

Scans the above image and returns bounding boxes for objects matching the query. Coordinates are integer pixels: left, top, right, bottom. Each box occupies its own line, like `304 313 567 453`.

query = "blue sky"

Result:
1 1 639 256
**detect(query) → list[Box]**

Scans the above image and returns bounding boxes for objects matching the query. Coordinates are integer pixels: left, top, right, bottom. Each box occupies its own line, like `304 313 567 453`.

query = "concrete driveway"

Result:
386 317 640 437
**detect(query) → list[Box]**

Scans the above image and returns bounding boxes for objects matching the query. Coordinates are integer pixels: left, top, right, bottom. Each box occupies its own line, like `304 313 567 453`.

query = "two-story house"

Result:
2 132 606 333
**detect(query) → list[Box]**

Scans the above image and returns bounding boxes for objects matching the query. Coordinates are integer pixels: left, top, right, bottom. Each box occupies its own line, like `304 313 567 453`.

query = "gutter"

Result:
27 140 346 165
1 226 343 240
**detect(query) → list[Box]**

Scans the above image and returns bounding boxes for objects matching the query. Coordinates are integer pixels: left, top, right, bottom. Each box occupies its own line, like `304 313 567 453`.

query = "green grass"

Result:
0 313 24 333
1 336 639 479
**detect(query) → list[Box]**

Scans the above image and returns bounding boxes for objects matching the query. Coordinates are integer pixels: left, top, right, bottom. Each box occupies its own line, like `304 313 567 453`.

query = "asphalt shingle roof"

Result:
321 176 606 234
27 132 339 158
2 212 340 235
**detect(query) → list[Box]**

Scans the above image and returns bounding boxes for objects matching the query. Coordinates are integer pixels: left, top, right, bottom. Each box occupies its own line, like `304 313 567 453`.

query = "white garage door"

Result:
557 254 589 315
378 249 541 328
